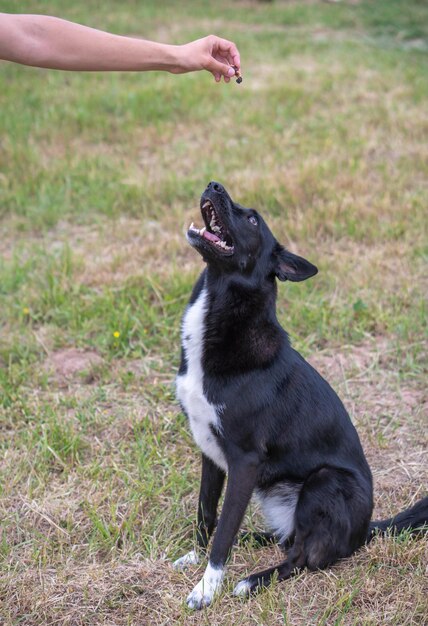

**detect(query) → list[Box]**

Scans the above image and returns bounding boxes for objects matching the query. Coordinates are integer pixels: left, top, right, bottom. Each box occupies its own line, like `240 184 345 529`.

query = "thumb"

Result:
205 58 236 78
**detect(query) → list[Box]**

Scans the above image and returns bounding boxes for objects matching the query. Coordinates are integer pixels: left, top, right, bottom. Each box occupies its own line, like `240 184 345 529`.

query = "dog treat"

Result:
232 65 242 84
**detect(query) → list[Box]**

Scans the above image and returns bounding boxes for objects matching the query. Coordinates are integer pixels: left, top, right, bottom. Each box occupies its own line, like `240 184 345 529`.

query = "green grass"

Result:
1 1 427 624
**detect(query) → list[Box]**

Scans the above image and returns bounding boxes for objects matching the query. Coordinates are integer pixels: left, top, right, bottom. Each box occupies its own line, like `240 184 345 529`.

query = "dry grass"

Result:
1 340 427 625
1 1 427 624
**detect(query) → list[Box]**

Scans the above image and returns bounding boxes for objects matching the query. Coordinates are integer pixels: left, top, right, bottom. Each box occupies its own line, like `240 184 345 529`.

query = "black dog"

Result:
174 181 428 609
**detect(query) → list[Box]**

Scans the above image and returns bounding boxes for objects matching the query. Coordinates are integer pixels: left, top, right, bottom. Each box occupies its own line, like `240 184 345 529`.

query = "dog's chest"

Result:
176 289 227 472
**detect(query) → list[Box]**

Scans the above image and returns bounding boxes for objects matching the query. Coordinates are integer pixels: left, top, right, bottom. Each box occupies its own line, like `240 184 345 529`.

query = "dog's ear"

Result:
273 245 318 282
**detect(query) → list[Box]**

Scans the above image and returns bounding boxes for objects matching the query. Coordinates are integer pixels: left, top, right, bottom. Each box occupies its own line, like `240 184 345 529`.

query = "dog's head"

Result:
187 182 318 283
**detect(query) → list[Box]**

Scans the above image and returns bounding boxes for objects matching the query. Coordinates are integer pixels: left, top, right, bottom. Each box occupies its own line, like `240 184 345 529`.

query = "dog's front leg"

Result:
186 452 259 610
174 454 225 569
196 454 226 552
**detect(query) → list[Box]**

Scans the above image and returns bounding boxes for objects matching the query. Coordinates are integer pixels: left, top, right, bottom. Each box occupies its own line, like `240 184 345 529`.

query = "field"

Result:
0 1 427 624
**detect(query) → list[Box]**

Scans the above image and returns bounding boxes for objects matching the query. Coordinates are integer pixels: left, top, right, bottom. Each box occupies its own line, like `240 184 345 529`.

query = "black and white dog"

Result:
174 181 428 610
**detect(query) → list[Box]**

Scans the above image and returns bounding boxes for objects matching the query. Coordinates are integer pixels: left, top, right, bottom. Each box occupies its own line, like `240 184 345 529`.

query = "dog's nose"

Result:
207 181 225 194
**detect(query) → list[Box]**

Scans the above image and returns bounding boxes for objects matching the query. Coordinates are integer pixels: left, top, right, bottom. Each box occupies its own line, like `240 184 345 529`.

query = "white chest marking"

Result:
176 288 227 472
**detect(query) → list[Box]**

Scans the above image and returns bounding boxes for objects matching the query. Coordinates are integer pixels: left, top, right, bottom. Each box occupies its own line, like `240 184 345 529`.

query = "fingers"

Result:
212 36 241 69
208 56 239 83
207 35 241 83
212 64 235 83
214 73 231 83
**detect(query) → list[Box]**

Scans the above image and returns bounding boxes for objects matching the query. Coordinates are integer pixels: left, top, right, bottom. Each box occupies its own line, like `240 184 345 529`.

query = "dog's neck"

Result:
205 266 278 318
201 267 288 374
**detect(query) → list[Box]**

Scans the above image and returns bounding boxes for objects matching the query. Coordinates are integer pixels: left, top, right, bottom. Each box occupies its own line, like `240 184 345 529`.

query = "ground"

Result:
0 1 427 624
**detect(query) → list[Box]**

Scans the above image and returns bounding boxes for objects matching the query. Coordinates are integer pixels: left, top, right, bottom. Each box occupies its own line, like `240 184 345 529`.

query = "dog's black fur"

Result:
175 181 428 607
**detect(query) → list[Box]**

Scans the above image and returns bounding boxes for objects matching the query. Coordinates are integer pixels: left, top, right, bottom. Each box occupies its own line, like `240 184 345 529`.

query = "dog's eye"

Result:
248 216 258 226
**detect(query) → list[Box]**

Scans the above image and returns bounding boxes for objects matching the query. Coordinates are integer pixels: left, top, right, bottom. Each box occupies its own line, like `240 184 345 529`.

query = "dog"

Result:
173 181 428 610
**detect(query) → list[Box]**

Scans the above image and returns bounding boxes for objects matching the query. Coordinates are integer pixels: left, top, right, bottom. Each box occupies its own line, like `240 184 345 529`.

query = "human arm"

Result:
0 13 240 81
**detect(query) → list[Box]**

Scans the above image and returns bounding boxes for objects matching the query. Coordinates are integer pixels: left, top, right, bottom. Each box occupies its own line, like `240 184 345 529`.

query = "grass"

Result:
0 1 427 624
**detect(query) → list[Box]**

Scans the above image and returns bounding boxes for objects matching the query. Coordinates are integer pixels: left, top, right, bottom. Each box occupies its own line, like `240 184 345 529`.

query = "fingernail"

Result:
227 67 235 77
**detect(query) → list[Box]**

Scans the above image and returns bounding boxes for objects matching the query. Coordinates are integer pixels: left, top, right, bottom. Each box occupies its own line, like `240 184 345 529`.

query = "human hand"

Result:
172 35 241 82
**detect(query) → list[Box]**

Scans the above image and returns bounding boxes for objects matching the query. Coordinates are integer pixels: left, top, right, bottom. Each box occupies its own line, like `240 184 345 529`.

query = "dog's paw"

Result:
186 587 212 610
185 562 224 610
233 575 270 598
233 578 252 598
173 549 200 570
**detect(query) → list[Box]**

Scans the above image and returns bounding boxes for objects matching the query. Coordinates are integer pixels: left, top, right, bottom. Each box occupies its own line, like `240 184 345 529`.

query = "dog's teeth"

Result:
203 201 211 209
189 222 201 234
200 227 206 235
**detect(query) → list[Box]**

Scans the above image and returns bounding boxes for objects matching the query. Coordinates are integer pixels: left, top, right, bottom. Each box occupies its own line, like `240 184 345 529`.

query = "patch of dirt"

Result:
44 348 105 385
308 337 389 381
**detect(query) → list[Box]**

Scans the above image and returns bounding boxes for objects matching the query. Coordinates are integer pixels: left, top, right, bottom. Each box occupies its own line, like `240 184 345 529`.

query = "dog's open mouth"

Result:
188 200 234 255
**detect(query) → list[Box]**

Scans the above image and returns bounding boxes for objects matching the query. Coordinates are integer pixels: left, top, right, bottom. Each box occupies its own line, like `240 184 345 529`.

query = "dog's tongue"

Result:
202 230 221 243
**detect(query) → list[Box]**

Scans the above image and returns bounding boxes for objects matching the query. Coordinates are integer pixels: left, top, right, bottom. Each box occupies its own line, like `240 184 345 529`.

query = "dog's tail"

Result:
367 496 428 543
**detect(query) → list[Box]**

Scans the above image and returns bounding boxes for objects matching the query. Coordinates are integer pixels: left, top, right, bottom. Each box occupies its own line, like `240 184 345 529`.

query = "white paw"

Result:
173 549 200 570
185 562 224 610
186 587 212 610
233 579 252 597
